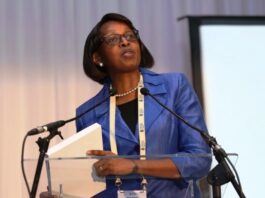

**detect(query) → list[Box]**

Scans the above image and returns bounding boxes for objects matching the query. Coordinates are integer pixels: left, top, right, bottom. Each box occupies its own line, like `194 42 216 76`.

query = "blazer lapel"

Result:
141 70 168 134
94 70 168 146
95 85 139 144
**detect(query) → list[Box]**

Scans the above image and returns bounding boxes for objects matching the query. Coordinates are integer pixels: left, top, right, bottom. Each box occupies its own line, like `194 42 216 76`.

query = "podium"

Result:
23 153 238 198
46 154 214 198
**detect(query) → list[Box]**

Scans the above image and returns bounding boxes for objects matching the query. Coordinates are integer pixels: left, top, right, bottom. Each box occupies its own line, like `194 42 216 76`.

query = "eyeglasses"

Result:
100 30 139 46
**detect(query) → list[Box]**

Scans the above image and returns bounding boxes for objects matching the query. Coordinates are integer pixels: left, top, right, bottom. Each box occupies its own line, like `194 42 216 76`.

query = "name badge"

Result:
117 190 147 198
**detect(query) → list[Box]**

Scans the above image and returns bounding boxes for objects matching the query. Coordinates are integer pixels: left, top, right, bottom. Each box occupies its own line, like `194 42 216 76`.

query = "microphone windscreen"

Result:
140 87 149 95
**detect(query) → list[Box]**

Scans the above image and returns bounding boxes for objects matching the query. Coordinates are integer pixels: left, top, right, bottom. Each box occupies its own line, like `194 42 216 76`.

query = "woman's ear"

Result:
92 52 102 65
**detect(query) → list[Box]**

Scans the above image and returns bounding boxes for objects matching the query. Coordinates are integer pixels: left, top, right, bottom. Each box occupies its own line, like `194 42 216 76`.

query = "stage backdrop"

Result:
1 0 265 197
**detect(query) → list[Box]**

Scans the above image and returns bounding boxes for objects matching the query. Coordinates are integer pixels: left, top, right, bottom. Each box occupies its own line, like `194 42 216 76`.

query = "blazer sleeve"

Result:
171 73 212 179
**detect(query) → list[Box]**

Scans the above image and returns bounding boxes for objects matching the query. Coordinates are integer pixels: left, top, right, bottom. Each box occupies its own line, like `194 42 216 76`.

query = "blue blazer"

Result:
76 68 211 198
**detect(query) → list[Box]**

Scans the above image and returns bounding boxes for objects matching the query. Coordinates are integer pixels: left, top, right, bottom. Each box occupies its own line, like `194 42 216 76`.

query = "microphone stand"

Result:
201 134 246 198
140 88 246 198
30 129 63 198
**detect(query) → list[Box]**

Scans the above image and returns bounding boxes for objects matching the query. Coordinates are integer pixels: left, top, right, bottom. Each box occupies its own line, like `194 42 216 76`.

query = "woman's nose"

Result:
119 36 130 47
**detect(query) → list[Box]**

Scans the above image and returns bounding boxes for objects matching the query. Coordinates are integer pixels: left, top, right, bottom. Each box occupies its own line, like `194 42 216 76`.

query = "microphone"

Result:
27 88 116 136
140 87 246 198
140 87 223 153
27 120 66 136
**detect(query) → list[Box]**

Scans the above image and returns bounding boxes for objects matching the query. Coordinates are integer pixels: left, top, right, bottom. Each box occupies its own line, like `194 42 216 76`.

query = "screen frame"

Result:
186 15 265 197
187 16 265 108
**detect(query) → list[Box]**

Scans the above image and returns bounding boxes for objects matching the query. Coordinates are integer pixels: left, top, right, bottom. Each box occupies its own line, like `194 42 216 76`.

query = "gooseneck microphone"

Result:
140 87 245 198
27 120 66 136
23 88 116 198
27 88 116 135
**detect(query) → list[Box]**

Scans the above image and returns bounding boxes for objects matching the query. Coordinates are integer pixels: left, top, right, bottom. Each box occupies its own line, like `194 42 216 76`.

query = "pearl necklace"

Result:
115 85 139 97
113 76 140 97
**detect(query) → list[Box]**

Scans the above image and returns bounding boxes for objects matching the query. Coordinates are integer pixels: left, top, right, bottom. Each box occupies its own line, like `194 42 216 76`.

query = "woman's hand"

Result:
87 150 136 177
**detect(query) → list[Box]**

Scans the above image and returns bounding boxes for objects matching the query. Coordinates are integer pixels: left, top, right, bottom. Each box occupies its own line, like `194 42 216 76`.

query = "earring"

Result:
99 62 104 67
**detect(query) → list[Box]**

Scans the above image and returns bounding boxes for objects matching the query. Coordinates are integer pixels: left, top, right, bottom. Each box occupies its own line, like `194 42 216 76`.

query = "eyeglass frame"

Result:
99 29 140 46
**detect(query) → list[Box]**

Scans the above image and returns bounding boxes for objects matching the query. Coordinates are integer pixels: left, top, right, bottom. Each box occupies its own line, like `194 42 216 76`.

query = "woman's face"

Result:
93 21 141 74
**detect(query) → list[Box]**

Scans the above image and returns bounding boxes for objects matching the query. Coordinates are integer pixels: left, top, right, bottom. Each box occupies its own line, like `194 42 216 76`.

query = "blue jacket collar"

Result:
95 68 167 143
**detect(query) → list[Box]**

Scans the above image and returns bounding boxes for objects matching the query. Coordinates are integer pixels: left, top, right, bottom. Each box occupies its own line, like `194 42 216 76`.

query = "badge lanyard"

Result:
109 74 147 196
109 74 146 158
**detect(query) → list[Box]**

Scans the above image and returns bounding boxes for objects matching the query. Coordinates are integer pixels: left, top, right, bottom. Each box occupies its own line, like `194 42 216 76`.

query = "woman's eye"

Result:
107 36 119 44
125 33 136 41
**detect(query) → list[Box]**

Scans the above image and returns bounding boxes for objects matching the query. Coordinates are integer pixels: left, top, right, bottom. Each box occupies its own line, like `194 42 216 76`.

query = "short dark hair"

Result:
83 13 154 84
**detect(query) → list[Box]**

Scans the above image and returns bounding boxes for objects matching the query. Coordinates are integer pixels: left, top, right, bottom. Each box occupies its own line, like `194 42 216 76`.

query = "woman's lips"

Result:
121 48 135 58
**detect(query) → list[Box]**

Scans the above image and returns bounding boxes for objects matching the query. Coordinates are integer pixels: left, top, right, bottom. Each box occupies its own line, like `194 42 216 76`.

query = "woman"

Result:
76 13 211 198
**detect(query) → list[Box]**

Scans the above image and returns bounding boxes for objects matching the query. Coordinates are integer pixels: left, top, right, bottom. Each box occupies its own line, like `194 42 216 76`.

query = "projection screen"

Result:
188 16 265 197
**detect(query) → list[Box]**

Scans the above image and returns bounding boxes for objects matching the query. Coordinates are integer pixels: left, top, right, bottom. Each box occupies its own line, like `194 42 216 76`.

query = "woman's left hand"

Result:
87 150 136 177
